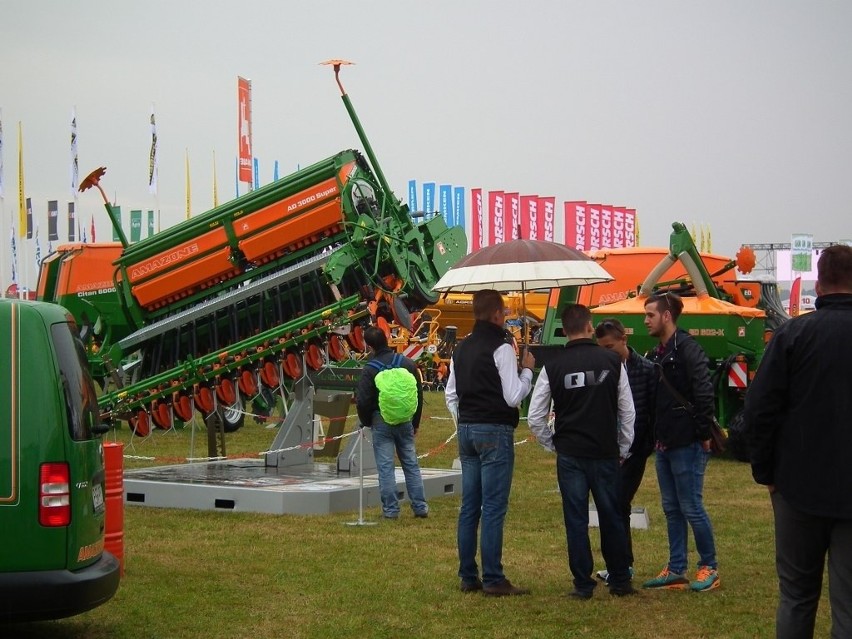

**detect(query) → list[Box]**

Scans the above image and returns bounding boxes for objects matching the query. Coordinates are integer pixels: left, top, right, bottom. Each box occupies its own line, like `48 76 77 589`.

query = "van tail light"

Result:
39 463 71 527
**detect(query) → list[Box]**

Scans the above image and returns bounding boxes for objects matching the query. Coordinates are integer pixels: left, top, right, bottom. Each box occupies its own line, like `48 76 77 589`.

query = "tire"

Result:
221 391 246 432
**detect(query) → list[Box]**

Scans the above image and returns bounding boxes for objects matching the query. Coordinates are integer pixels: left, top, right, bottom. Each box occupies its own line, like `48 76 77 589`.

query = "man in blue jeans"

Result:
642 292 720 592
528 304 637 599
356 327 428 520
445 289 535 596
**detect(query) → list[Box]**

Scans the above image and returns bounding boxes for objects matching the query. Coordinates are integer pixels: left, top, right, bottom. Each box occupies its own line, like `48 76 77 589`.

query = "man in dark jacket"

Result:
745 244 852 639
356 326 428 520
445 289 535 597
528 305 636 599
641 292 720 593
594 317 657 583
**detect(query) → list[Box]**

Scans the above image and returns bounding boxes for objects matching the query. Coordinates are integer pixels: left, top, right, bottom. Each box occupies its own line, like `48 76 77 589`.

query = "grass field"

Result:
5 392 832 638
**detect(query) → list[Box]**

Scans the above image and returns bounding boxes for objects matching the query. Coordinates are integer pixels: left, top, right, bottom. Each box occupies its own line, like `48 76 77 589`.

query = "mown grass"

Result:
4 393 831 638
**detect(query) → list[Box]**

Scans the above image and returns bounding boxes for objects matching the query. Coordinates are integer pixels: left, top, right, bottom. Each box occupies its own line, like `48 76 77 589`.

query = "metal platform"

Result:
124 459 461 515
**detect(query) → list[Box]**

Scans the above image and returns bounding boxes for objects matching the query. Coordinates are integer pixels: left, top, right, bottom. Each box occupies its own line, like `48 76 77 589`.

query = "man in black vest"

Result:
528 304 636 598
445 289 535 596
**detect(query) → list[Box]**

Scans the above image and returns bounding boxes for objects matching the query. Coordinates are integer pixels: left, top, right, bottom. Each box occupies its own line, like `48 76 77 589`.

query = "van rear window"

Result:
51 323 101 441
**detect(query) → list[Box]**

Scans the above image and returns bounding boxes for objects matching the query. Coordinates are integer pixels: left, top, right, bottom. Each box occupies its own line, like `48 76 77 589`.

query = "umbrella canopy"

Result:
432 239 613 293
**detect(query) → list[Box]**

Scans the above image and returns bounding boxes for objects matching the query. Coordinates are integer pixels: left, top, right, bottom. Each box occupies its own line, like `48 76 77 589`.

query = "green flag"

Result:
130 210 142 243
111 206 122 242
147 210 155 237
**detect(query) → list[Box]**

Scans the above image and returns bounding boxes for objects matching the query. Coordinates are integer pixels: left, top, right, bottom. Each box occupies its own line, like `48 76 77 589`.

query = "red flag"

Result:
564 201 587 251
539 196 556 242
237 76 253 185
505 192 520 239
90 215 96 242
587 204 601 251
789 276 801 317
612 207 627 248
520 195 538 240
624 208 637 247
471 188 484 251
600 205 613 248
488 191 505 245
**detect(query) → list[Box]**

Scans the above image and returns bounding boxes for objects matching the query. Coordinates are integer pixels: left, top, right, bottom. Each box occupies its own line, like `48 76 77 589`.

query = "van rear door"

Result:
50 320 108 569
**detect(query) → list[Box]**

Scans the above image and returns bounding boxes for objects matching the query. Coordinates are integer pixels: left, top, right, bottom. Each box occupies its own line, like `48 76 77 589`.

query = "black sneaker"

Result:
460 579 483 593
482 579 530 597
610 584 639 597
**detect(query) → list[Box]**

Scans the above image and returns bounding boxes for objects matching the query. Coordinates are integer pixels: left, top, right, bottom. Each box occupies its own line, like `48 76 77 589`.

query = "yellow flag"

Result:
185 148 191 220
18 122 26 237
212 150 219 208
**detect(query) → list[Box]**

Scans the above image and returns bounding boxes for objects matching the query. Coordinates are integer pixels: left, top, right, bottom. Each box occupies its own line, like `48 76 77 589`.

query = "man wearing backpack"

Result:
356 326 429 520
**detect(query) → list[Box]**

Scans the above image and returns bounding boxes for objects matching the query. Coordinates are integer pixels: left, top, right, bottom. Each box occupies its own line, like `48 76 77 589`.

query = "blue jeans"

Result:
655 442 717 574
457 423 515 587
370 415 428 518
557 454 631 593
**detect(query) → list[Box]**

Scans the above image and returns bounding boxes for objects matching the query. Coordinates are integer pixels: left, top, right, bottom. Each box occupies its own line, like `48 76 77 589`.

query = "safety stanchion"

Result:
346 427 377 527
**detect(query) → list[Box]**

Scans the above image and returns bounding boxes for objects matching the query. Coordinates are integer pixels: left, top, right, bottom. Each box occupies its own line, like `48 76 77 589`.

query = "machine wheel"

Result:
221 391 246 432
725 410 750 462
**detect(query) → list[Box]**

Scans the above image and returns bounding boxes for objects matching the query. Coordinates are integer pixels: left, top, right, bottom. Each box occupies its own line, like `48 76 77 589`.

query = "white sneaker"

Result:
596 567 634 585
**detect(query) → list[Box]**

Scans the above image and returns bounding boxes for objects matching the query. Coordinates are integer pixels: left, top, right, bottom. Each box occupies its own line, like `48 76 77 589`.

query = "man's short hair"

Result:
594 317 625 340
645 291 684 322
818 245 852 293
364 326 388 351
473 289 505 320
561 304 592 336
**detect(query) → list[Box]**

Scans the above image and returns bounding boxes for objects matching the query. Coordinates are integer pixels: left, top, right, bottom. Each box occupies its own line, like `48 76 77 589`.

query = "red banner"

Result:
564 201 587 251
539 196 556 242
600 205 613 248
611 207 626 248
505 192 520 240
520 195 539 240
238 77 253 185
489 191 505 245
471 188 484 250
789 276 801 317
587 204 601 251
624 208 636 247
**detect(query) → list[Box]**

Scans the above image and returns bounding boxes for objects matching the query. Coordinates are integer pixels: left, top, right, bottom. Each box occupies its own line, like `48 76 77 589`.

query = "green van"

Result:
0 298 120 622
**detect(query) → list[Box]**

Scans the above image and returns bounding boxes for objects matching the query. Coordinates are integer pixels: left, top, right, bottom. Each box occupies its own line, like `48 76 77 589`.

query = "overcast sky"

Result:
2 0 850 287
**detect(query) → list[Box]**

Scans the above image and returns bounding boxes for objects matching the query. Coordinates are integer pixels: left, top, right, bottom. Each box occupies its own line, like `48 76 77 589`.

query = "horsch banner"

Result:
564 201 587 251
471 188 484 251
488 190 505 245
505 192 520 240
539 196 555 242
520 195 539 240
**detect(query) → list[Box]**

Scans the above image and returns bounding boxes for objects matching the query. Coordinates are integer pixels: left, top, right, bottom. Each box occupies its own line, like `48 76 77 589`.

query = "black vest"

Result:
453 320 520 427
545 338 623 458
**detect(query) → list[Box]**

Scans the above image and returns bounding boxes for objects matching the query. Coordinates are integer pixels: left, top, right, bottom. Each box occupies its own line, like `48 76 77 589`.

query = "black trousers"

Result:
618 451 650 568
772 491 852 639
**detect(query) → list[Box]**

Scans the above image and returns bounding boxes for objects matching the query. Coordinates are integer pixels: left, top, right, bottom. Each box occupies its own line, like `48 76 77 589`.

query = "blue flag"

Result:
408 179 418 212
439 184 452 224
454 186 466 231
423 182 436 220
